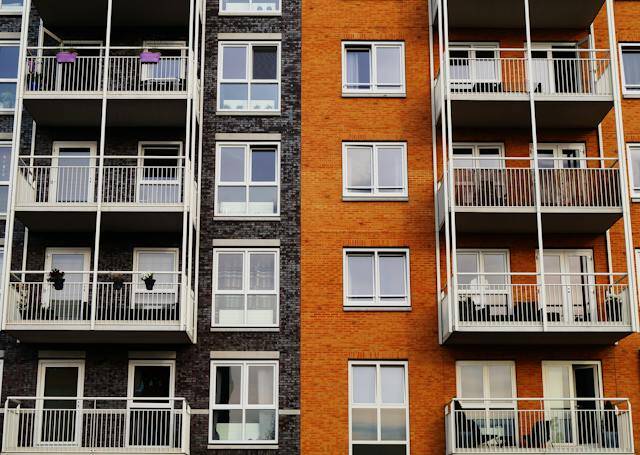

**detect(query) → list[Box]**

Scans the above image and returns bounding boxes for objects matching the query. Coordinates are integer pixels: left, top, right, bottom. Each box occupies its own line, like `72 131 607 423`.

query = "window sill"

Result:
343 195 408 202
631 196 640 203
211 327 280 332
623 92 640 99
0 9 23 15
344 306 412 312
0 111 14 116
216 110 281 116
218 11 282 16
342 92 406 98
209 445 278 450
214 216 281 221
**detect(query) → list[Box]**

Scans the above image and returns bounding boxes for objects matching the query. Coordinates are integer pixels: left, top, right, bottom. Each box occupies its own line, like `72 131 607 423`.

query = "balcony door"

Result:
453 144 504 207
133 249 179 315
543 361 602 448
537 249 595 324
127 360 176 448
35 360 85 447
43 248 91 320
531 43 581 94
137 143 182 204
51 142 96 204
535 143 586 206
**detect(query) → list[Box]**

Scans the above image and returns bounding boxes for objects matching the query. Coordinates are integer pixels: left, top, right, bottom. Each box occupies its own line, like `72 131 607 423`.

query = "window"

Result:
456 361 516 409
218 42 280 112
628 144 640 197
343 143 407 199
141 41 186 82
621 44 640 95
534 143 584 169
213 248 279 327
452 143 503 169
349 361 409 455
342 42 405 96
138 142 182 204
0 142 10 213
219 0 281 15
133 249 179 312
449 43 499 90
344 249 410 308
215 143 279 217
0 42 19 111
210 360 278 444
0 0 22 12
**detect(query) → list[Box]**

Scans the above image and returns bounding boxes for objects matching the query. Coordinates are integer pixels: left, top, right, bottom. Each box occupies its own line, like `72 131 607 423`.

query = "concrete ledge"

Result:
210 351 280 360
343 306 412 312
212 239 280 247
218 33 282 40
215 132 281 141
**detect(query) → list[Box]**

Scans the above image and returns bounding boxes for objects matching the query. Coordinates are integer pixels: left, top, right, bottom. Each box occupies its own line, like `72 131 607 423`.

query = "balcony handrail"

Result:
26 45 190 51
448 47 611 53
455 272 627 277
19 155 187 160
11 270 184 275
7 396 188 404
447 397 631 408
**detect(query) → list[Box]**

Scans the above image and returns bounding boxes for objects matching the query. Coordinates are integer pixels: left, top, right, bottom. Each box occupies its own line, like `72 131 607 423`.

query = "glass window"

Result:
456 361 515 409
0 0 23 8
345 249 410 307
622 45 640 94
213 249 279 327
220 0 281 14
350 362 409 455
343 42 405 95
344 143 407 198
216 143 279 216
629 145 640 195
218 42 280 112
210 360 278 444
452 144 504 169
0 143 9 215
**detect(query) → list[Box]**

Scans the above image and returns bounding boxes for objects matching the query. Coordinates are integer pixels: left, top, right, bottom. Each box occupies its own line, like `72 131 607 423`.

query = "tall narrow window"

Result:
621 44 640 95
628 144 640 197
343 42 405 96
343 143 408 199
218 42 281 112
220 0 281 14
350 361 409 455
0 142 10 214
0 42 19 111
210 360 278 444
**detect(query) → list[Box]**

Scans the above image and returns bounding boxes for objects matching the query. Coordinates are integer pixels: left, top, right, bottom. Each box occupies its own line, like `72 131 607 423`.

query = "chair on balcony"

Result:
601 401 619 449
522 420 550 449
454 401 490 449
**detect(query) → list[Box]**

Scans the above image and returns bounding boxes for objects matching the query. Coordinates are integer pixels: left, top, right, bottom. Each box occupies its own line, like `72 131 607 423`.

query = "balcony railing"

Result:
24 46 189 96
446 48 612 97
2 397 190 453
15 156 187 208
451 157 621 210
445 398 633 453
5 271 193 330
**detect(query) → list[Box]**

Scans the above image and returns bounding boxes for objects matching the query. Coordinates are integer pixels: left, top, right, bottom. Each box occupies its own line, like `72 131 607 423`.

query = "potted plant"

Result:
110 273 126 291
56 49 77 64
141 272 155 291
47 269 65 290
605 295 623 322
140 49 161 64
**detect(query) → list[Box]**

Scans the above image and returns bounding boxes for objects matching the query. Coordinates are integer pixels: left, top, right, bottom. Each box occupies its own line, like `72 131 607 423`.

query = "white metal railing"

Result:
445 398 633 453
24 46 188 95
451 157 621 209
15 156 187 207
443 273 630 328
2 397 190 453
6 271 189 327
447 48 612 97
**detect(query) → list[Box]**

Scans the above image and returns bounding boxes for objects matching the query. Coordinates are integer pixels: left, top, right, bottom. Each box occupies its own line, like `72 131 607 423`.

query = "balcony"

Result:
445 398 633 454
23 46 190 127
437 158 623 234
4 271 195 343
2 397 190 454
14 155 191 231
434 49 613 128
440 273 633 344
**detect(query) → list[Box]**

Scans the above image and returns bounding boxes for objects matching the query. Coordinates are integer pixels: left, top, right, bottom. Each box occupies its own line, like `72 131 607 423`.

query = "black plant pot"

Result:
51 278 65 291
144 278 156 291
113 281 125 291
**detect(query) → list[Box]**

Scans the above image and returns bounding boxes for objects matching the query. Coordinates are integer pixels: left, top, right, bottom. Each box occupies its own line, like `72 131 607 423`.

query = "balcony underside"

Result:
444 97 613 129
443 327 633 345
442 0 604 29
4 326 193 344
15 209 184 232
23 98 189 127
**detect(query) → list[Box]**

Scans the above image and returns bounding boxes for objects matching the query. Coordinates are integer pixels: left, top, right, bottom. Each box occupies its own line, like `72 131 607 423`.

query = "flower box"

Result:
140 51 161 64
56 51 77 64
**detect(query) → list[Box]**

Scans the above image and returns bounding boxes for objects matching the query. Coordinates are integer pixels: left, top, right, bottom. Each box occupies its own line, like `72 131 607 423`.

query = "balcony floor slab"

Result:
4 326 194 344
443 328 633 345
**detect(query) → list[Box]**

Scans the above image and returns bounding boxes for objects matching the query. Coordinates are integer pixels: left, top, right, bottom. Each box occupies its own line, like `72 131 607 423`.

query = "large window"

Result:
218 42 281 112
621 44 640 95
342 42 405 96
344 249 410 308
219 0 281 15
452 143 503 169
343 142 407 199
456 361 516 408
215 143 279 217
210 360 278 444
0 42 19 112
628 144 640 197
213 248 279 328
349 361 409 455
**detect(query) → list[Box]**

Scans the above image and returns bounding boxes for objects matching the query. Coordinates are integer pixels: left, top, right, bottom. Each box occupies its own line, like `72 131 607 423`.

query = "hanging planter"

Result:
140 51 161 64
56 51 78 64
141 272 156 291
47 269 66 291
110 273 126 291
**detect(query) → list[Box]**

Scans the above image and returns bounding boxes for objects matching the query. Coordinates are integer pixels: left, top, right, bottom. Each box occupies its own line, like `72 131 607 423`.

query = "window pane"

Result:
251 149 276 182
219 146 245 182
133 366 171 398
483 254 507 285
212 409 243 441
478 148 501 168
218 187 247 215
380 409 406 441
248 365 274 405
0 146 9 181
381 366 405 404
379 255 406 297
217 253 243 290
0 83 16 109
631 149 640 190
0 186 7 214
352 408 377 441
353 445 407 455
0 46 19 79
377 147 404 190
2 0 23 6
220 83 249 110
250 253 275 290
488 365 513 399
376 46 402 87
248 187 278 215
215 365 242 405
457 253 478 286
452 147 474 168
245 409 276 441
252 46 277 80
347 147 373 190
623 49 640 87
250 83 278 110
459 364 484 398
247 295 277 325
348 254 374 296
222 0 249 11
215 295 245 325
352 366 376 404
222 47 247 79
346 48 371 89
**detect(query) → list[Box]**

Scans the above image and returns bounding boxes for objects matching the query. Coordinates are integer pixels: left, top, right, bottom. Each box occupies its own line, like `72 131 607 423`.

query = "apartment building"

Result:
0 0 300 454
301 0 640 454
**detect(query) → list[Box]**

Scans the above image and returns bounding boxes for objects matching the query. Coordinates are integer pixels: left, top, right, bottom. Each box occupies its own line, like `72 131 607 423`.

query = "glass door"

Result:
137 144 182 204
43 248 90 320
51 143 96 204
133 249 179 314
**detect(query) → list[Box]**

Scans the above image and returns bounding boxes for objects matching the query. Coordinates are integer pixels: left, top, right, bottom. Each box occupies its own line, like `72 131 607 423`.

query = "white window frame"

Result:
342 142 408 200
0 0 23 12
212 248 280 328
137 141 183 204
209 359 279 445
627 143 640 198
452 143 505 169
127 359 176 403
43 247 91 307
448 42 501 88
343 248 411 309
531 143 586 169
456 249 511 307
348 360 410 455
0 141 10 215
342 41 406 96
0 40 19 112
217 41 281 113
455 360 517 409
219 0 281 16
619 43 640 96
50 141 97 204
214 142 281 218
141 41 187 82
132 247 180 309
